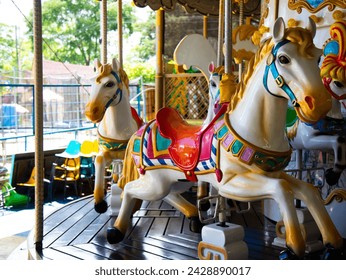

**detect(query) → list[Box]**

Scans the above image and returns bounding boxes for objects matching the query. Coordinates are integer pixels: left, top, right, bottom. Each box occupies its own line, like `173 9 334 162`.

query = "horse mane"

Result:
228 26 316 112
228 39 273 112
96 63 130 93
320 21 346 84
286 120 299 140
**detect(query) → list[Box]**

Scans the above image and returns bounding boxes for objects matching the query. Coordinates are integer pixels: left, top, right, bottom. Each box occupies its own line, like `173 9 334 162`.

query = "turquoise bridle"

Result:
104 70 123 110
263 40 300 108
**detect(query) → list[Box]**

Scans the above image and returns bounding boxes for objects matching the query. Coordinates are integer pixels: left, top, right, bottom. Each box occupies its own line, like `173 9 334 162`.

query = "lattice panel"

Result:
164 73 209 120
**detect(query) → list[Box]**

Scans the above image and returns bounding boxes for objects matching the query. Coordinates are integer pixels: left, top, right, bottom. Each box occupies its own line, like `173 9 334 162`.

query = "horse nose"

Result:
305 96 314 110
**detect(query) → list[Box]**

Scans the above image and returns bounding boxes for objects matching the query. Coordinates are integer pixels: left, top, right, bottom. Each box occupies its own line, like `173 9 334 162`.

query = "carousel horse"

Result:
287 20 346 187
111 18 343 258
85 58 143 213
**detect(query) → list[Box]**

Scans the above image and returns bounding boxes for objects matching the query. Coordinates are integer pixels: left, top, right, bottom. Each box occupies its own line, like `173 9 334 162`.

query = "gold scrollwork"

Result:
288 0 346 14
198 241 227 260
324 189 346 205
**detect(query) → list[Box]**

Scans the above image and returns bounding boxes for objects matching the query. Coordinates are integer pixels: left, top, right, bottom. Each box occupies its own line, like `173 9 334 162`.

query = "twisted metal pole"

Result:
100 0 107 64
217 0 225 67
33 0 44 251
117 0 123 67
224 0 233 74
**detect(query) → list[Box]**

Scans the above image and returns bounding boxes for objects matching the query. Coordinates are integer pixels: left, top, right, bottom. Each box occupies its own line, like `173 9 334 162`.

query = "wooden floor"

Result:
28 190 345 260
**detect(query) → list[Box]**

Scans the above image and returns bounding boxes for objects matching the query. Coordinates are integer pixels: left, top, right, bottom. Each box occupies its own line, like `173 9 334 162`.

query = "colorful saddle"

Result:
156 107 206 180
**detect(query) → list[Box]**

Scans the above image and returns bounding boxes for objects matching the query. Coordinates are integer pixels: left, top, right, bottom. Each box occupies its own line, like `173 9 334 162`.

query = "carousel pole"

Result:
33 0 44 251
224 0 233 74
218 0 233 226
217 0 225 67
155 8 164 112
238 0 244 80
117 0 123 67
203 16 208 38
100 0 107 64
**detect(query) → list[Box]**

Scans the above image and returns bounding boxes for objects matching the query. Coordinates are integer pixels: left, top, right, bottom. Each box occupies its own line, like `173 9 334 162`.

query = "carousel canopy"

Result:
133 0 220 16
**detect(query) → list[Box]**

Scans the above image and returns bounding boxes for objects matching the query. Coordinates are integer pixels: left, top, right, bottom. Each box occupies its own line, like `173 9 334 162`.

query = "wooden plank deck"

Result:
28 190 345 260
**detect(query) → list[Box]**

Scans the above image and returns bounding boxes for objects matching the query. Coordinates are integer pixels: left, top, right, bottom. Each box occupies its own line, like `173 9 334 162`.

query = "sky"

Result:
0 0 33 30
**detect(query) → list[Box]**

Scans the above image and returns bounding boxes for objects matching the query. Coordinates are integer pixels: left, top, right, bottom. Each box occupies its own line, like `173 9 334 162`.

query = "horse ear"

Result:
209 62 215 74
94 59 101 71
307 17 316 39
273 17 286 43
112 57 120 70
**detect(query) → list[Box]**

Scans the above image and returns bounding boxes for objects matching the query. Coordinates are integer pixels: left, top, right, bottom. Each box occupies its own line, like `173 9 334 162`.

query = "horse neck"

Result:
229 63 290 152
326 98 343 119
204 94 215 125
98 96 138 140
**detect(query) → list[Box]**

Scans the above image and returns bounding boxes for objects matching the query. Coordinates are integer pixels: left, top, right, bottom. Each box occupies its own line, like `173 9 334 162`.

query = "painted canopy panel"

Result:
133 0 220 16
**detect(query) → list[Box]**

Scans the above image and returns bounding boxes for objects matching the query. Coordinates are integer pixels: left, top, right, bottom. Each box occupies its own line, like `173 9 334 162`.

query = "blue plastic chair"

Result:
55 140 81 159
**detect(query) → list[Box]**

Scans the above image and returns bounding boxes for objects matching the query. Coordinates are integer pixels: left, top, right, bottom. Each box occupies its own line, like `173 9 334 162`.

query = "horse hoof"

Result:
94 200 108 213
325 168 341 186
189 216 203 233
322 244 344 260
107 227 125 244
279 248 300 260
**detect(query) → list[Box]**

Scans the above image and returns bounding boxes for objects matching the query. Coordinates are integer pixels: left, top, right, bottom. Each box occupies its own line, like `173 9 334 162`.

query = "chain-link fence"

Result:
164 73 209 120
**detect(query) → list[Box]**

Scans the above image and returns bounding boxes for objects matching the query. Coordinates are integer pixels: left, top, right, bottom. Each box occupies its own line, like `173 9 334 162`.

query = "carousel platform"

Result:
27 190 346 260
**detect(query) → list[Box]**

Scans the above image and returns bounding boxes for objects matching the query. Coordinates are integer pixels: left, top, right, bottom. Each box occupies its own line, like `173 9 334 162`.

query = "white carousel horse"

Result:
111 18 343 258
287 20 346 187
85 58 143 213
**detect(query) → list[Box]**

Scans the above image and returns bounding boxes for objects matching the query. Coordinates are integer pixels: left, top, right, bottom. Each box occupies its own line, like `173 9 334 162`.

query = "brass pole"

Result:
155 8 164 112
203 16 208 38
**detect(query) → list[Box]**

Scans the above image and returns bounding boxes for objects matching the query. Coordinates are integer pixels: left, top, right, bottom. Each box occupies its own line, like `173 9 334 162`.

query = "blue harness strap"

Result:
263 40 299 107
104 70 123 110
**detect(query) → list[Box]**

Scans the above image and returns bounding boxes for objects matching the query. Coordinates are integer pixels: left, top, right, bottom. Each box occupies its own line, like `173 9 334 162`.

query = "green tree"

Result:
0 23 16 72
26 0 136 66
131 10 156 62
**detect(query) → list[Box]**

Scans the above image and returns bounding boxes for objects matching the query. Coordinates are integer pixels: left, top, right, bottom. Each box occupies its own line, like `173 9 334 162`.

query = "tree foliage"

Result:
26 0 136 66
0 23 16 72
131 10 156 62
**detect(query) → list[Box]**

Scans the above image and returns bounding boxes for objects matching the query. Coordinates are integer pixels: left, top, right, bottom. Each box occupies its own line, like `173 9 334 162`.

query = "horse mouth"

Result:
295 95 332 124
85 104 104 123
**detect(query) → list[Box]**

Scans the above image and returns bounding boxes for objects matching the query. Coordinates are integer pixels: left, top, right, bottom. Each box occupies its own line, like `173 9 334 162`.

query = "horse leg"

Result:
164 192 202 232
197 181 211 211
94 151 112 213
326 136 346 186
218 172 306 258
109 173 173 244
280 172 343 251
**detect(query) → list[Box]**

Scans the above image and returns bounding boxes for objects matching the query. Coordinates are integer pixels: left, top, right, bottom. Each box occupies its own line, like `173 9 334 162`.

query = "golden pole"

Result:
155 8 164 112
203 16 208 38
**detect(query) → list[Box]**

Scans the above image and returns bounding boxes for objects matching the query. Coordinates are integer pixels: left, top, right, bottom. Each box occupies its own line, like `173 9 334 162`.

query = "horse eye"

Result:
105 81 115 88
278 55 290 64
334 81 344 88
210 80 217 87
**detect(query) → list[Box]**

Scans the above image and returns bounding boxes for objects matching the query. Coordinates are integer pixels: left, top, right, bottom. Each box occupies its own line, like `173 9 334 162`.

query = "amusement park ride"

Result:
27 0 346 260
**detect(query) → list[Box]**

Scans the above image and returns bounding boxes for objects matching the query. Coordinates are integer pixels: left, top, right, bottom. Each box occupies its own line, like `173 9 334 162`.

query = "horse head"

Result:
263 17 331 124
320 20 346 109
85 57 128 123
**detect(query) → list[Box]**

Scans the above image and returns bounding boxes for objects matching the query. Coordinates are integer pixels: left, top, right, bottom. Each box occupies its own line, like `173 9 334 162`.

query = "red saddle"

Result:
156 106 227 181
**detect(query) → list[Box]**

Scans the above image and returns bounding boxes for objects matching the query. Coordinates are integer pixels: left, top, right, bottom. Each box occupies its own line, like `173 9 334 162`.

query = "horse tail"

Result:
118 135 139 190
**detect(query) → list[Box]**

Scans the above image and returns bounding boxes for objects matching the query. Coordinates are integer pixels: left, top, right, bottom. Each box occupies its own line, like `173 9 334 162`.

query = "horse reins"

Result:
263 39 300 108
104 70 123 110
